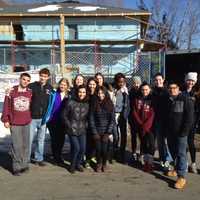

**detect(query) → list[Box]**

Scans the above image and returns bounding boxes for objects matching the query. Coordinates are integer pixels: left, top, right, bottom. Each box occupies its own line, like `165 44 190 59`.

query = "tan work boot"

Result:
166 170 177 177
175 177 187 189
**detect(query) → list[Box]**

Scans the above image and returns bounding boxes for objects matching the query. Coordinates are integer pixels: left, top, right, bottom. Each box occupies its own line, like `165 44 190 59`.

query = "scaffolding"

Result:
0 11 165 81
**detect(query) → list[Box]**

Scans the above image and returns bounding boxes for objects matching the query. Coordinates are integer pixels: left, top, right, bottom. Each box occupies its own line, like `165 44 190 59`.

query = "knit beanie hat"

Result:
185 72 198 83
132 76 142 85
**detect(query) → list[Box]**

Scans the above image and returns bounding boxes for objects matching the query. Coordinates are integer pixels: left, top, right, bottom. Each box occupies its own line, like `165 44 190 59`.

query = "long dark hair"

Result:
94 72 105 86
73 74 85 88
92 86 114 112
87 77 98 95
75 85 89 102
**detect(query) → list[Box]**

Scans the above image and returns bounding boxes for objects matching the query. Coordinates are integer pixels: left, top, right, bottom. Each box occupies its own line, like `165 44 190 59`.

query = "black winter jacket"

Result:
129 88 140 110
129 87 140 123
122 92 130 119
165 93 194 137
89 102 115 135
29 81 53 119
152 86 168 121
61 99 89 136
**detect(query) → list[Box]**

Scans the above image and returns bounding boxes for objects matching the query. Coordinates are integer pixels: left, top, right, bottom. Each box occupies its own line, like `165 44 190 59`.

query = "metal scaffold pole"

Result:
60 14 65 77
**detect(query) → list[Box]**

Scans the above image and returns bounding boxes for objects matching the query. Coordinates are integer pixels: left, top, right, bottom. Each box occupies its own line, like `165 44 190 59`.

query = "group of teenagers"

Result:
1 67 200 190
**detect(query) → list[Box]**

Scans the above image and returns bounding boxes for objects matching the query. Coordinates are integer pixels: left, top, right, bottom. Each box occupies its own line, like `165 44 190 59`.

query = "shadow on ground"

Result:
0 151 12 173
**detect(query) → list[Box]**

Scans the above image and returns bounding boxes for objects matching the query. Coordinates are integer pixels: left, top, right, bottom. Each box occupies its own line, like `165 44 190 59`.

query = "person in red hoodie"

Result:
1 73 32 176
132 82 155 172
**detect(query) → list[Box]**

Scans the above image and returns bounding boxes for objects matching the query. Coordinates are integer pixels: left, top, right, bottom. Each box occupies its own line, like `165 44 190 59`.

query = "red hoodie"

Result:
132 95 155 137
1 86 32 126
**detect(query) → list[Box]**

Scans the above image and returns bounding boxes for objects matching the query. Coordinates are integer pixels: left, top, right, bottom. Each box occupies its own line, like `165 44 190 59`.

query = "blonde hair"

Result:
58 78 70 87
57 78 70 94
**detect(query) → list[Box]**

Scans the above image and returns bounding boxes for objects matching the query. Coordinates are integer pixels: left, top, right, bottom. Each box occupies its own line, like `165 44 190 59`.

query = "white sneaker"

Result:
132 153 137 161
186 161 188 173
160 161 165 168
189 163 198 174
164 161 173 171
138 154 144 165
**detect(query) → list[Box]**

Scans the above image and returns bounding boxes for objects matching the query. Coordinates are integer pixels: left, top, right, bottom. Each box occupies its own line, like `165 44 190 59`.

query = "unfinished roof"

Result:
0 1 151 17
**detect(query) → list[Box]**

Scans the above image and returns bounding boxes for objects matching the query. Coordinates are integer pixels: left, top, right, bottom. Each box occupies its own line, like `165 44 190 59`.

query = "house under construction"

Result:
0 0 164 81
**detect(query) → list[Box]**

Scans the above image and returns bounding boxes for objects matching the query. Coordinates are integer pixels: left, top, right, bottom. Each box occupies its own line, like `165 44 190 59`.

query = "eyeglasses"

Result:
169 87 178 90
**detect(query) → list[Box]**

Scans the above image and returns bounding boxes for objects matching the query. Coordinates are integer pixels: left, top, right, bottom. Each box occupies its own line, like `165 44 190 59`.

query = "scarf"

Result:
49 91 62 123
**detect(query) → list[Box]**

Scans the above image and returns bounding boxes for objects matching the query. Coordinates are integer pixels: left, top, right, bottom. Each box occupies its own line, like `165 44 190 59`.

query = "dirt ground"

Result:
0 158 200 200
0 151 200 200
1 95 200 199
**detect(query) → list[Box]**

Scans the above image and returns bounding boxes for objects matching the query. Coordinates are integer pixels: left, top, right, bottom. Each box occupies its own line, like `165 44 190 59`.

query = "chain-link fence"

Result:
132 51 165 84
63 50 165 85
0 47 165 85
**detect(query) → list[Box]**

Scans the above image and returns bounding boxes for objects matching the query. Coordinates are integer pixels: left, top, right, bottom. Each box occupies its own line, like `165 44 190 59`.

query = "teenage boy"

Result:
166 82 194 189
1 73 32 175
152 73 172 170
29 68 52 166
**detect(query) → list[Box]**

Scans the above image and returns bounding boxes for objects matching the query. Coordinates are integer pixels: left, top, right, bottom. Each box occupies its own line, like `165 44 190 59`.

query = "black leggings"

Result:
188 131 196 163
47 122 65 162
116 114 127 157
93 134 109 165
86 130 95 160
140 132 155 156
130 121 141 154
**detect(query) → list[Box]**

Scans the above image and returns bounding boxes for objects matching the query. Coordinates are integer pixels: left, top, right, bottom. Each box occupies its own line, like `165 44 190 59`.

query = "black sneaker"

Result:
109 159 113 164
56 159 65 164
37 161 46 167
20 167 30 173
12 170 21 176
54 159 65 166
76 166 84 172
31 159 38 164
69 167 76 174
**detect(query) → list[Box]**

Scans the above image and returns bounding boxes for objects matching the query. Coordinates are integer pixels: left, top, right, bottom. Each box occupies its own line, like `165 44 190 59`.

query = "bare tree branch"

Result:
138 0 200 49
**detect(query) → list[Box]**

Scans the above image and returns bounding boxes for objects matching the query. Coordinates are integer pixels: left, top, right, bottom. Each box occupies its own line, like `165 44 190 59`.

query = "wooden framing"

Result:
60 14 65 76
0 13 151 18
0 39 164 51
0 39 163 45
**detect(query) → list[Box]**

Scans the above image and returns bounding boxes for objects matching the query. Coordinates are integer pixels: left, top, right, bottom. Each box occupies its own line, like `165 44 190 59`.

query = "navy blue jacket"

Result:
89 102 115 135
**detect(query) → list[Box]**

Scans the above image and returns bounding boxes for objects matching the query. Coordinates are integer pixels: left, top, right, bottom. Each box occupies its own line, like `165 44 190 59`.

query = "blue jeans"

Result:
29 119 46 162
167 135 188 177
154 121 172 163
69 134 86 168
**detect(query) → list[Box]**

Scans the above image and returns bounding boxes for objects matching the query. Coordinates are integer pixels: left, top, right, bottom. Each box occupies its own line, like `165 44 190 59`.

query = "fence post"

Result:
163 50 166 79
60 14 65 77
158 50 161 73
148 52 151 84
4 48 6 65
